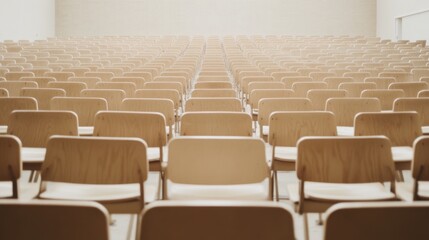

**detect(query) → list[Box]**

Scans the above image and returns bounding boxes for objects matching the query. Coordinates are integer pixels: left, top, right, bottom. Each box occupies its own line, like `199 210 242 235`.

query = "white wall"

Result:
377 0 429 41
0 0 55 41
56 0 376 37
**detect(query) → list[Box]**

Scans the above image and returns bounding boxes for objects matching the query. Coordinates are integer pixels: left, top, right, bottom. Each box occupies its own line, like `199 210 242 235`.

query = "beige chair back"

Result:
0 97 38 125
324 77 354 89
135 89 181 110
339 82 377 97
0 81 38 96
389 82 429 97
191 89 236 98
364 77 396 89
51 97 107 126
361 89 405 111
122 98 175 128
20 88 66 110
0 135 21 198
307 89 347 111
292 82 327 97
194 81 233 89
47 82 87 97
258 98 312 126
81 89 125 111
95 82 136 97
185 98 242 112
326 98 381 126
393 98 429 125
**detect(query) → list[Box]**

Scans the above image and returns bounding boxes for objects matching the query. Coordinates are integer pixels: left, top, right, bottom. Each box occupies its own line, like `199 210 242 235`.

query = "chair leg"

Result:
109 214 116 225
28 170 35 183
33 171 40 183
396 170 405 182
317 213 324 225
303 213 310 240
274 171 279 202
126 214 136 240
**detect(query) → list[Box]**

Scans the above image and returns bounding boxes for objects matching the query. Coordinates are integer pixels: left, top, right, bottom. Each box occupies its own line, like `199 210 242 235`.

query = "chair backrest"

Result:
138 201 295 240
7 110 78 147
20 88 66 110
42 136 148 184
297 136 395 183
258 98 312 126
412 136 429 181
180 112 252 137
309 72 336 81
269 111 337 146
80 89 125 111
326 98 381 126
197 76 230 82
249 89 294 110
292 82 327 97
379 72 412 82
20 77 56 88
68 77 101 89
134 89 181 110
166 137 269 184
47 81 87 97
241 76 274 94
122 98 175 127
194 81 233 89
84 72 114 82
389 82 429 97
354 112 422 146
0 81 38 96
324 202 429 240
111 77 146 89
393 98 429 125
306 89 347 111
95 82 136 97
0 135 21 198
248 82 285 93
51 97 108 126
0 200 110 240
343 72 371 82
281 76 312 89
185 98 242 112
93 111 166 147
154 76 187 92
0 97 37 125
364 77 396 89
0 88 8 97
418 90 429 97
339 82 377 97
191 89 236 98
361 89 405 111
144 82 183 95
323 77 354 89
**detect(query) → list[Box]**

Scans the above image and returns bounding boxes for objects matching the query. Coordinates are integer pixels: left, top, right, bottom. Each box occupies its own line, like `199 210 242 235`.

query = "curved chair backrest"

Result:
21 88 66 110
95 82 136 97
0 135 21 198
361 89 405 110
122 98 175 127
81 89 125 111
393 98 429 125
258 98 312 126
306 89 347 111
51 97 108 126
0 97 37 125
326 98 381 126
185 98 242 112
191 89 236 98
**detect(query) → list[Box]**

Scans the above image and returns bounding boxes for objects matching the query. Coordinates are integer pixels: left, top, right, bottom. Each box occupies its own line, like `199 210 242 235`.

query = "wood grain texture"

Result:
51 97 108 126
0 97 38 125
339 82 377 97
185 98 242 112
84 72 114 82
343 72 371 82
379 72 412 82
271 71 301 81
194 82 233 89
95 82 136 97
0 81 38 97
412 136 429 180
20 88 66 110
323 77 354 89
418 90 429 98
134 89 181 110
388 82 429 97
80 89 125 111
326 98 381 126
309 72 336 81
394 98 429 125
111 77 146 89
0 135 21 181
249 90 295 111
248 82 285 93
281 76 313 88
47 82 87 97
307 89 347 111
292 82 327 97
125 71 153 81
364 77 396 89
154 76 188 92
241 76 274 95
44 72 75 81
68 77 101 89
258 98 312 126
0 88 8 97
122 98 175 127
144 82 183 96
19 77 56 88
4 72 35 81
191 89 236 98
361 89 405 110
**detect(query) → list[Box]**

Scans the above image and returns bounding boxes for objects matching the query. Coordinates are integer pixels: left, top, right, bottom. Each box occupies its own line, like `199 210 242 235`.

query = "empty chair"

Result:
135 89 181 114
0 135 21 198
323 77 354 89
388 82 429 97
0 97 37 134
0 81 38 96
4 72 35 80
343 72 371 82
0 88 8 97
122 98 175 138
20 77 56 88
354 112 422 173
191 89 236 98
258 98 312 140
269 111 337 200
164 137 271 200
144 82 183 97
84 72 114 82
0 200 110 240
309 72 336 81
154 76 188 93
379 72 412 82
20 88 66 110
394 98 429 134
51 97 108 136
241 76 274 101
194 81 233 89
411 68 429 81
339 82 377 97
418 90 429 97
324 202 429 240
185 98 242 112
38 136 153 213
180 112 252 136
326 98 381 136
364 77 396 89
361 89 405 111
306 89 347 110
47 82 87 97
68 77 101 89
95 82 136 97
197 76 230 82
45 71 75 81
93 111 166 172
282 76 313 89
138 201 295 240
292 82 327 97
111 77 146 89
287 136 396 240
81 89 125 111
248 82 285 93
7 110 78 171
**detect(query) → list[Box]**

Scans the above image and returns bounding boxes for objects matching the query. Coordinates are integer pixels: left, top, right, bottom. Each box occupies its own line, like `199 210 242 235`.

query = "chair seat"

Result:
262 126 269 136
273 146 297 162
148 147 161 162
0 125 6 134
21 147 46 163
0 182 13 198
287 182 396 202
396 181 429 202
337 126 354 136
423 126 429 135
39 181 159 202
166 179 270 201
391 146 413 162
78 126 94 136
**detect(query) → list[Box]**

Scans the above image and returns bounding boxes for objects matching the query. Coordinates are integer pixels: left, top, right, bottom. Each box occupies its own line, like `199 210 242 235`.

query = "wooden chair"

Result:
0 135 21 198
241 76 274 101
323 77 354 89
361 89 405 111
111 77 146 89
0 97 38 134
354 112 422 173
124 71 152 81
418 90 429 97
84 72 114 82
154 76 188 93
164 137 271 200
68 77 101 89
0 88 8 97
379 72 412 82
19 77 56 88
281 76 313 89
339 82 377 97
0 81 38 96
45 71 75 81
343 72 371 82
190 89 236 98
93 111 166 173
411 68 429 81
38 136 153 213
20 88 66 110
47 82 87 97
258 98 312 140
138 201 295 240
292 82 327 97
309 72 336 81
180 112 252 137
324 202 429 240
135 89 182 114
0 200 110 240
51 97 108 136
197 76 230 82
4 72 35 81
306 89 347 110
248 82 285 93
287 136 396 240
364 77 396 89
80 89 125 111
7 110 78 172
194 81 233 89
269 111 337 201
326 98 381 136
394 98 429 134
388 82 429 97
122 98 175 139
144 82 183 97
95 82 136 97
185 98 242 112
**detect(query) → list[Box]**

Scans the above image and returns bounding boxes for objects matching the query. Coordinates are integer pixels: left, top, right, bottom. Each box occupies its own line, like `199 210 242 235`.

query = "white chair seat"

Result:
396 181 429 202
262 126 269 136
148 147 161 162
0 125 7 134
273 146 297 162
423 126 429 135
78 126 94 136
166 179 270 200
0 182 13 198
391 146 413 162
39 181 159 202
21 147 46 163
337 126 354 136
287 182 396 202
